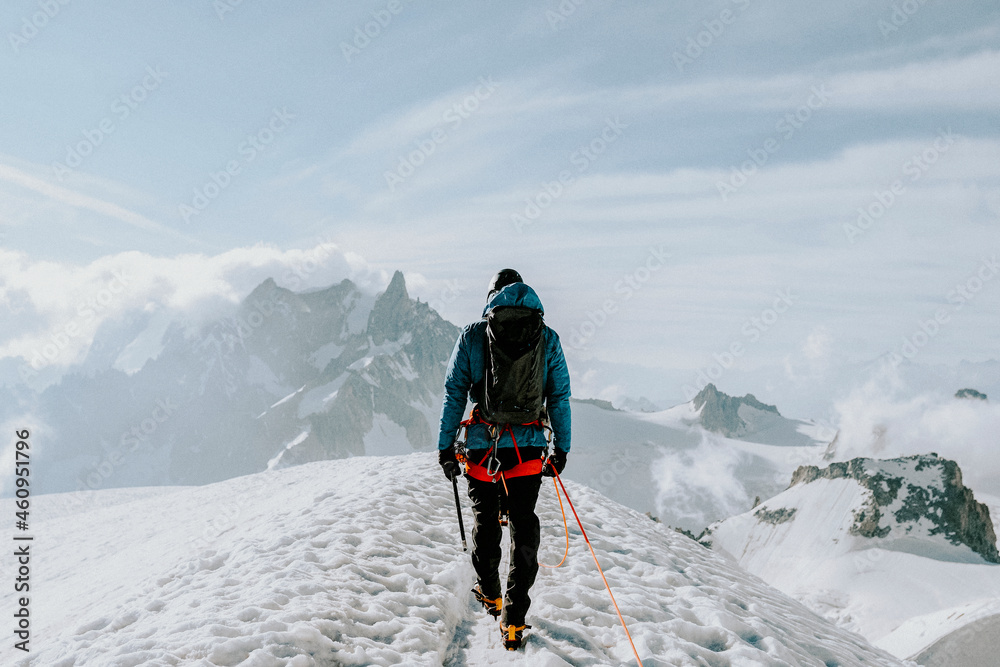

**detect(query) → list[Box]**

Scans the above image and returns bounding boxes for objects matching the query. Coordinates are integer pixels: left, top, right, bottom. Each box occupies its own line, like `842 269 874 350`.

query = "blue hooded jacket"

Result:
437 283 571 455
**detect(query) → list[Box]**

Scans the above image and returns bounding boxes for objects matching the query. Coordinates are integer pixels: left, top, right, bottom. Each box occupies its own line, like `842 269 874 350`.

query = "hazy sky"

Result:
1 1 998 411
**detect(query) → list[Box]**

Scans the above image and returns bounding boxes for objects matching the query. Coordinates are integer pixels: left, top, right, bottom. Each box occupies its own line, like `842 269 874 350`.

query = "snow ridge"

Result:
10 455 906 666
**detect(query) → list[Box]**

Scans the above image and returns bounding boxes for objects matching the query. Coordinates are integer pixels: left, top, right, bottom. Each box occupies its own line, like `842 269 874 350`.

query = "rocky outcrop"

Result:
693 383 780 437
572 397 619 411
754 507 797 525
955 388 988 401
790 455 1000 563
368 270 412 345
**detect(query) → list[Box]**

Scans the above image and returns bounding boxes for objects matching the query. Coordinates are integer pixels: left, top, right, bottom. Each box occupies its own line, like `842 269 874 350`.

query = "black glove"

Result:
542 449 567 477
439 445 460 481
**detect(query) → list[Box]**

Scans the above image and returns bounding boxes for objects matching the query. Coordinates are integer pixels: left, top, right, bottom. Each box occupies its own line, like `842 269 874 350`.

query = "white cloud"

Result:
0 243 386 374
0 162 198 244
827 49 1000 110
831 366 1000 496
784 327 835 384
803 328 833 365
652 431 754 526
597 50 1000 113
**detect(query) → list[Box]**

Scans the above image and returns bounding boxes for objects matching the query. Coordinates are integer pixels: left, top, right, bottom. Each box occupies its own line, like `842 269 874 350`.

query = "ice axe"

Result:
451 475 467 551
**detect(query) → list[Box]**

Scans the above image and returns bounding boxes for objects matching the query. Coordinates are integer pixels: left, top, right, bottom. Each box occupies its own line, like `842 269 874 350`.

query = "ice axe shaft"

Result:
452 476 467 551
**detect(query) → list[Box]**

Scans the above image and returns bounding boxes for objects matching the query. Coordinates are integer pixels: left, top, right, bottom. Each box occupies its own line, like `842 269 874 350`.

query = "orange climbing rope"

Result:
553 469 645 667
538 476 569 569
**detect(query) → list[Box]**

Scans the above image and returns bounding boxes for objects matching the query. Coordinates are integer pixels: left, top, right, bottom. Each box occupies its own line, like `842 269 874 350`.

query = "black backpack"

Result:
481 306 546 425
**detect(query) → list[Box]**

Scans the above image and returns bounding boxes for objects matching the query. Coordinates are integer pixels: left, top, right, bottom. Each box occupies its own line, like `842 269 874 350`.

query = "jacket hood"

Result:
482 282 544 317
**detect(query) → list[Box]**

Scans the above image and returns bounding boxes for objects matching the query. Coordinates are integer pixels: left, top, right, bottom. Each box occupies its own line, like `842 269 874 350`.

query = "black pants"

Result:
467 473 542 626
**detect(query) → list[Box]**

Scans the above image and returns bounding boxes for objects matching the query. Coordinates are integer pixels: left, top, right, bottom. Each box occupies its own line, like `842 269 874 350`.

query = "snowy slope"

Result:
703 456 1000 661
876 598 1000 664
4 454 906 667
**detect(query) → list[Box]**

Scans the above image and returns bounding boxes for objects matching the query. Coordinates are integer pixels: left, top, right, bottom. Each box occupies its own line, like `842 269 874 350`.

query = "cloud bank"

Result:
0 243 386 377
830 365 1000 496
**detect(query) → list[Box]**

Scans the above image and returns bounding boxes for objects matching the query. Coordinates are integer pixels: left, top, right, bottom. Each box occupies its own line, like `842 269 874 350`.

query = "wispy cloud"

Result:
0 161 200 246
827 49 1000 110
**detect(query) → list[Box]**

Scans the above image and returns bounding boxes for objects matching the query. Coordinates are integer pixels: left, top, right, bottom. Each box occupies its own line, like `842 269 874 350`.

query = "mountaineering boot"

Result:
472 586 502 619
501 623 530 650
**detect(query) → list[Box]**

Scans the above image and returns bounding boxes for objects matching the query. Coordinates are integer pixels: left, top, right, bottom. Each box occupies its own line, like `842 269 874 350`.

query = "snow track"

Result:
6 454 905 666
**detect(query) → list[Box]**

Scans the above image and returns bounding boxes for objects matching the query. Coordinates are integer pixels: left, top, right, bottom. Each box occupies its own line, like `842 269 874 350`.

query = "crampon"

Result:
472 586 502 619
501 623 530 650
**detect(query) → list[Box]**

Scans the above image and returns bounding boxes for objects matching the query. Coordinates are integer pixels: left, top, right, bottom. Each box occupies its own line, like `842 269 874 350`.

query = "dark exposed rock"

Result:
693 383 779 437
674 527 700 541
754 507 797 525
955 388 988 401
790 455 1000 563
572 397 619 411
368 270 411 345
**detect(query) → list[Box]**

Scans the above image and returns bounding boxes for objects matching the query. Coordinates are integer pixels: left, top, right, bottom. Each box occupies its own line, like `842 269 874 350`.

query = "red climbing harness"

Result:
457 406 547 482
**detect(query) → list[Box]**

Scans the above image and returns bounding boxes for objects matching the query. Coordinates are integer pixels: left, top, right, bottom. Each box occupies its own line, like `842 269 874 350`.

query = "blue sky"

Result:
1 0 998 412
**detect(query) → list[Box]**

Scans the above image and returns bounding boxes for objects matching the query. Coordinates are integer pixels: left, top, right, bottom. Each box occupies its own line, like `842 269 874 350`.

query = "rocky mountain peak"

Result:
368 271 412 345
243 276 291 305
790 454 999 563
692 383 780 437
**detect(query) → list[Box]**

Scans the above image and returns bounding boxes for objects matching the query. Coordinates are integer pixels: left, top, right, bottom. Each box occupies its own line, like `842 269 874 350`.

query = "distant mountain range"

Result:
19 271 458 492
